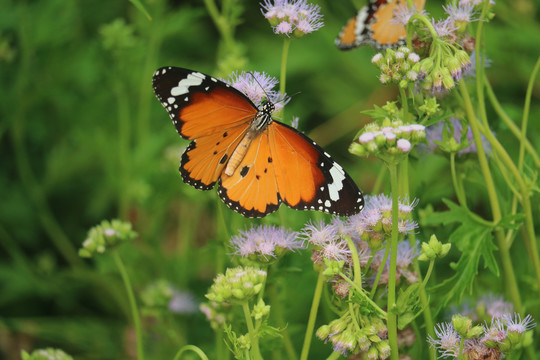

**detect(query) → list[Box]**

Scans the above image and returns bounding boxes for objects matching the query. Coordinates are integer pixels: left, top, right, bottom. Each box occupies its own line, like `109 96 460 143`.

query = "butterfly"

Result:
335 0 426 51
152 67 364 218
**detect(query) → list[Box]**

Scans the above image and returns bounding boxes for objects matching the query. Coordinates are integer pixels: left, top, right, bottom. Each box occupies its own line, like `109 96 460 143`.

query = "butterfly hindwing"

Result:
270 122 364 216
336 0 426 51
218 131 281 217
180 123 249 190
152 66 257 140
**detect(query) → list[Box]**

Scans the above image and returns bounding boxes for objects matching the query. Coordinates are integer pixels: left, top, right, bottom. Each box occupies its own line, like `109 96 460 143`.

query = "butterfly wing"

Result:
218 121 364 218
153 66 257 189
336 0 426 51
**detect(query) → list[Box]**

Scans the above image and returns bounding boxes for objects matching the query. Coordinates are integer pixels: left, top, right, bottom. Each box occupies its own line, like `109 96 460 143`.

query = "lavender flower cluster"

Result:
260 0 324 37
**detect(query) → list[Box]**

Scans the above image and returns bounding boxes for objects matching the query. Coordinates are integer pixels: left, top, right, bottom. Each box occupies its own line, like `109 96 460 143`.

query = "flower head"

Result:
444 3 477 30
223 71 288 113
428 322 460 358
391 4 427 26
432 18 458 38
502 313 536 334
206 266 267 303
21 348 73 360
230 225 303 260
261 0 323 37
421 117 492 157
79 219 137 257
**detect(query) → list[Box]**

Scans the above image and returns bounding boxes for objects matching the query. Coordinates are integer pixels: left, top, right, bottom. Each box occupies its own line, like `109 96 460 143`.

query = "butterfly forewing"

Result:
152 67 257 140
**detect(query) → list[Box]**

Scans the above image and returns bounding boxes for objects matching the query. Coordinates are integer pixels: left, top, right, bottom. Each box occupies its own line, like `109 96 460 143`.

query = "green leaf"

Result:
129 0 152 21
423 199 500 311
396 283 423 329
496 213 525 231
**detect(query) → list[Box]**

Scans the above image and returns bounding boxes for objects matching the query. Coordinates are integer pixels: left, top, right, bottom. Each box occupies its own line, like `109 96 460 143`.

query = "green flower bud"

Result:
316 324 331 339
349 142 367 157
21 348 73 360
467 325 484 338
367 346 379 360
452 314 472 337
252 299 270 320
375 340 391 359
79 219 137 258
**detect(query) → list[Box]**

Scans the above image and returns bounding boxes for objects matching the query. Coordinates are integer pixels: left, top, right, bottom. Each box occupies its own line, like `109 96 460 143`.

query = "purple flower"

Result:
391 4 427 26
223 71 289 113
302 220 339 247
230 225 303 259
477 294 513 319
397 138 411 152
428 322 460 358
444 3 477 26
431 18 458 38
168 291 198 314
502 313 536 334
422 117 492 156
261 0 323 36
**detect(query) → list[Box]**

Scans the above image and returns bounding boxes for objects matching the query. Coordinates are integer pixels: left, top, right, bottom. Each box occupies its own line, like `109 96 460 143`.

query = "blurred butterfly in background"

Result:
335 0 426 50
152 67 364 218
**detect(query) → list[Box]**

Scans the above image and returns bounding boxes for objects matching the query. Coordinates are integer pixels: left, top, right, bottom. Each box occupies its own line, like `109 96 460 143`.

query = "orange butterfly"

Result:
152 67 364 218
336 0 426 50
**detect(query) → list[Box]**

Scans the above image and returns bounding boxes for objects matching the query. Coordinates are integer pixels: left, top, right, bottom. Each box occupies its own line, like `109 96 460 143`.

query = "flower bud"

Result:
452 314 472 337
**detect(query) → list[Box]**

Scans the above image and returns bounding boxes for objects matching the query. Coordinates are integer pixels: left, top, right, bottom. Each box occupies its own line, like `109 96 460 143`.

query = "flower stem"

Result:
113 251 144 360
280 38 291 97
173 345 210 360
300 270 324 360
387 163 400 360
484 78 540 168
338 272 387 318
450 153 468 208
459 82 524 313
242 301 262 360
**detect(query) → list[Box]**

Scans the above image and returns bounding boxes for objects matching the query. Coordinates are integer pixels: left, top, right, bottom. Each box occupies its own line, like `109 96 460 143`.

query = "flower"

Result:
502 313 536 334
428 322 460 358
168 291 198 314
206 266 267 303
431 18 458 38
223 71 288 112
302 220 339 247
230 225 303 260
261 0 323 37
444 3 476 29
476 294 513 320
79 219 137 257
421 117 492 156
391 4 427 26
21 348 73 360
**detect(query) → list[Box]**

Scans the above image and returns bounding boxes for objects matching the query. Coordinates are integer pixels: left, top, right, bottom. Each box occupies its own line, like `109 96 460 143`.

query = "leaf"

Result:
496 213 525 231
423 199 499 311
396 283 424 329
129 0 152 21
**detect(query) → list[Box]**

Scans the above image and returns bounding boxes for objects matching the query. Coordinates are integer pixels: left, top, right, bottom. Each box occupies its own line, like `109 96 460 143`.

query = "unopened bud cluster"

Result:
350 119 426 159
205 266 267 303
417 48 471 93
316 311 390 358
418 234 451 261
79 219 137 257
21 348 73 360
372 47 421 88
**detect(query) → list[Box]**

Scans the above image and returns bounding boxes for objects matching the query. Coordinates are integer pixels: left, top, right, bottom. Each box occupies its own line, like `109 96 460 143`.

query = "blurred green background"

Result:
1 0 539 359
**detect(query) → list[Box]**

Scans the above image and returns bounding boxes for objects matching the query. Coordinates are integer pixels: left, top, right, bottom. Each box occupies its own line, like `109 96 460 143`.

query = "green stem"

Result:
300 270 324 360
484 78 540 168
459 82 524 313
370 242 390 299
338 272 387 318
387 163 399 360
113 251 145 360
268 278 297 360
399 86 409 123
280 38 291 97
415 261 436 360
173 345 210 360
518 56 540 173
242 301 262 360
372 165 387 194
450 153 468 208
345 235 362 288
113 79 131 219
422 260 435 288
326 352 341 360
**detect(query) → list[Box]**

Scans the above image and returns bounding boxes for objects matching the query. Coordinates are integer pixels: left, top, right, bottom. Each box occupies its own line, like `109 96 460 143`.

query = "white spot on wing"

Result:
325 200 331 208
328 163 346 201
167 97 175 104
171 72 206 96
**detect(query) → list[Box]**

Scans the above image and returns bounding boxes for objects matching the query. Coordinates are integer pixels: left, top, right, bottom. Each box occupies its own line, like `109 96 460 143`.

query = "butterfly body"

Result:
153 66 364 218
336 0 426 51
